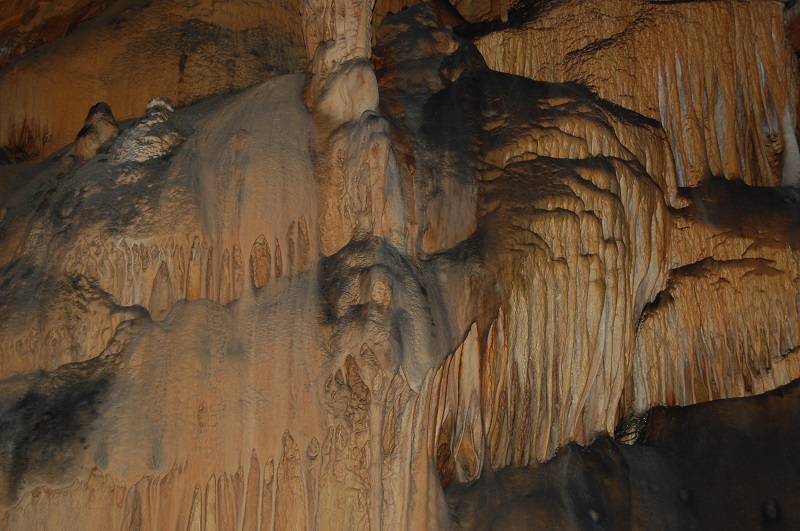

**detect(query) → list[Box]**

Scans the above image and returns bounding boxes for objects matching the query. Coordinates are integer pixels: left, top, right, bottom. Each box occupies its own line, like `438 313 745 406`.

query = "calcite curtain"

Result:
1 0 800 529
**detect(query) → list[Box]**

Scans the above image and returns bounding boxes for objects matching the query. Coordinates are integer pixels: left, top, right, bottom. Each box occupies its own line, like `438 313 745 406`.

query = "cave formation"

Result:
2 0 800 529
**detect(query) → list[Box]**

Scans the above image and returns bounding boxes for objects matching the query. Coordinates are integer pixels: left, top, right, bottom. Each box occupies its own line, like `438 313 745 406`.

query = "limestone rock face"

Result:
111 98 183 164
0 0 306 162
450 378 800 529
0 0 112 68
372 0 500 28
473 0 800 190
1 0 800 529
74 102 119 162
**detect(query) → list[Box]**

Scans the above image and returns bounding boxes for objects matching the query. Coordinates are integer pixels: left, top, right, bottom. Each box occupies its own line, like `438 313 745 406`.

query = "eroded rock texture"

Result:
0 0 112 68
1 0 800 529
0 0 307 162
472 0 800 191
450 378 800 529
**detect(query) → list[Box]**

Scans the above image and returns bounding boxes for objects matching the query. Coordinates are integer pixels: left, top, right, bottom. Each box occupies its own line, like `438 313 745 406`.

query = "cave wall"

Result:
1 0 799 529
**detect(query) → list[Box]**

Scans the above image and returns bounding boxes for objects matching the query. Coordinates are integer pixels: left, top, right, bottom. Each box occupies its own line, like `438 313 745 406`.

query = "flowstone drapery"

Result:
2 0 800 528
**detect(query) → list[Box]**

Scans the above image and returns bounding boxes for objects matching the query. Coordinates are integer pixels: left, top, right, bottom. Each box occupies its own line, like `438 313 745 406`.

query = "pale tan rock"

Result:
0 0 305 161
301 0 375 64
0 73 321 379
302 0 381 131
373 0 514 26
275 432 306 531
186 236 203 300
250 235 271 289
304 55 380 127
111 97 183 164
419 324 484 486
318 111 406 255
0 270 146 379
232 243 244 300
73 102 118 161
451 0 520 22
0 0 111 69
302 0 407 259
633 258 800 411
2 2 800 530
475 0 800 190
274 239 284 278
